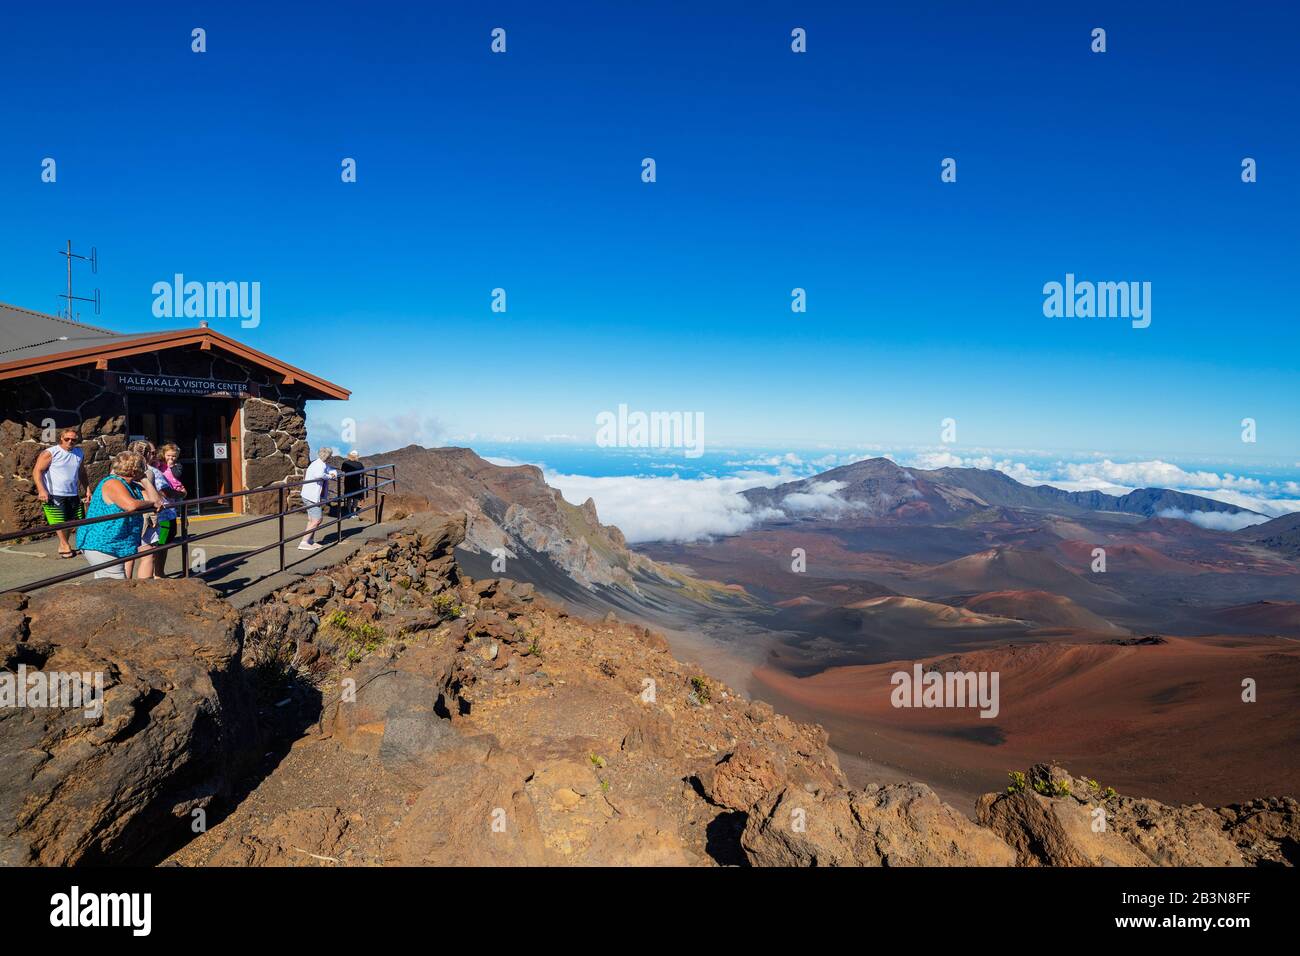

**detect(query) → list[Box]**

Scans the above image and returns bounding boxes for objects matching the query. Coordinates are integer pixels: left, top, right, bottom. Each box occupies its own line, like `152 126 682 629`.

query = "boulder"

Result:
975 764 1262 867
742 778 1015 867
851 782 1017 866
1220 798 1300 866
697 743 787 812
0 580 258 865
741 784 859 866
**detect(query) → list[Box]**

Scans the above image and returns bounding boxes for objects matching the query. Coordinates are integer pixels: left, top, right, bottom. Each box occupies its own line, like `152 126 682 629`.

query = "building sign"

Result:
213 443 228 460
105 372 257 399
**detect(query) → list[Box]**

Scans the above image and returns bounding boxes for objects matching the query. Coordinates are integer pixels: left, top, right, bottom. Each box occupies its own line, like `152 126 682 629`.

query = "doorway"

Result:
127 396 237 515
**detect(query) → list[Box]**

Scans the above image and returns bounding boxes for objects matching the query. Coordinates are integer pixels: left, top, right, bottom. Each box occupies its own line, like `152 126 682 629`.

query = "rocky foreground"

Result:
1 512 1296 866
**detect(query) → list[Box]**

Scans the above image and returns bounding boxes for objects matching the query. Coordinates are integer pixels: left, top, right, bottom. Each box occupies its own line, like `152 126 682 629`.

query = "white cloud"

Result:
486 447 1300 543
1156 508 1271 531
1051 459 1268 493
309 410 445 456
543 470 784 543
781 480 857 514
1170 488 1300 518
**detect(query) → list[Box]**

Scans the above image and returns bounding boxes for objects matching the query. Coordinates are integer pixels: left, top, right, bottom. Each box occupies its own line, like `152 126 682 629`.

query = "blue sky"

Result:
2 1 1297 465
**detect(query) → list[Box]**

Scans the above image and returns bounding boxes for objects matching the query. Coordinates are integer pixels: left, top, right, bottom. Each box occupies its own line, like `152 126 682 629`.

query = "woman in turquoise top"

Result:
80 451 161 580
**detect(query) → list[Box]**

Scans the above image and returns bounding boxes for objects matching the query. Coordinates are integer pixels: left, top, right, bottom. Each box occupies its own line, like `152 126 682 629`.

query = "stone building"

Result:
0 302 348 533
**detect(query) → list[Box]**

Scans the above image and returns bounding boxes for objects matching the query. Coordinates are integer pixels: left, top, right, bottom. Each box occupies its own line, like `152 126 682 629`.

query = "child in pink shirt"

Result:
159 444 187 496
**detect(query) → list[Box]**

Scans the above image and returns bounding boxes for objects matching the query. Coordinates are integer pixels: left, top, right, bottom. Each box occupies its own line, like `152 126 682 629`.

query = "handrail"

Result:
0 464 395 543
1 462 398 595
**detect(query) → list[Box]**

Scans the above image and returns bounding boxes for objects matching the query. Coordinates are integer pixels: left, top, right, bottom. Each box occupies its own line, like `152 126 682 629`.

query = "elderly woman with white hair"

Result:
298 446 338 550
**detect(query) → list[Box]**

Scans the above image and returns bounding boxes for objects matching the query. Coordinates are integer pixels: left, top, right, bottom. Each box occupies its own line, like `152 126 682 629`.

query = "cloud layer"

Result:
542 471 784 543
445 448 1300 544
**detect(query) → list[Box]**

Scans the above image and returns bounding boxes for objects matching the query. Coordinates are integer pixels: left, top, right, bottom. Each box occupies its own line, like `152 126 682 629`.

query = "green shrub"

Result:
1031 777 1071 797
690 676 712 703
324 609 386 663
430 593 463 619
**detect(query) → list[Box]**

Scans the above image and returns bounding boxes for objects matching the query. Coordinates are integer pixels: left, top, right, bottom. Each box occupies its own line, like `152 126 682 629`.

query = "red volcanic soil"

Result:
753 635 1300 811
639 529 903 604
1208 601 1300 637
1056 539 1198 574
904 547 1120 606
962 590 1125 632
843 595 1017 627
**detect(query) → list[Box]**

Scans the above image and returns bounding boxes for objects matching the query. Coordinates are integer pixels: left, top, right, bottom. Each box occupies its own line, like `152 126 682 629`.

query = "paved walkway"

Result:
0 510 409 609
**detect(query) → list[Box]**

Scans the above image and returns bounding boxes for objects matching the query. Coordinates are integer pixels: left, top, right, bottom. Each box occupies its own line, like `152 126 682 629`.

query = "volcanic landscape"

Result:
637 457 1300 810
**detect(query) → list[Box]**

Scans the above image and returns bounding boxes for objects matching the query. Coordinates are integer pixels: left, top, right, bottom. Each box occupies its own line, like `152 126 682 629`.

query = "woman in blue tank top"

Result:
80 451 160 580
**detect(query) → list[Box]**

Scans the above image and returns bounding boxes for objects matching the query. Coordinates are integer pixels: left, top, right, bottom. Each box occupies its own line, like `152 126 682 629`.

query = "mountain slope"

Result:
905 546 1122 604
1238 512 1300 558
960 589 1125 632
364 446 755 628
368 445 655 590
742 457 1259 523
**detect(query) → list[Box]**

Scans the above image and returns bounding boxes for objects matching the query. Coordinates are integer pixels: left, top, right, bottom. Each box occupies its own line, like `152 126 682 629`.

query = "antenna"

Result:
57 240 101 320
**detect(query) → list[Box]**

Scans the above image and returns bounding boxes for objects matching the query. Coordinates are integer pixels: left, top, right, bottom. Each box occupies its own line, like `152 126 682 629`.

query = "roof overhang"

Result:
0 327 349 400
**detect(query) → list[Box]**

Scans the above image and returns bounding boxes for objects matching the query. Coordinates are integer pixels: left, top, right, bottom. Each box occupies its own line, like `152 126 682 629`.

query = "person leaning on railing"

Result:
340 450 365 517
128 439 171 579
79 451 164 580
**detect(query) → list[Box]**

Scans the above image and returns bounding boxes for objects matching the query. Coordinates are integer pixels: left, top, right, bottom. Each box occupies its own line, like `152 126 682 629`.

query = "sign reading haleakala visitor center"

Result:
104 372 258 398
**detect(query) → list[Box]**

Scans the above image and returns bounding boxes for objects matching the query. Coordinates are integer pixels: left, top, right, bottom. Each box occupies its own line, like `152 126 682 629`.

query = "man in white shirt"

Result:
32 427 91 558
298 447 338 550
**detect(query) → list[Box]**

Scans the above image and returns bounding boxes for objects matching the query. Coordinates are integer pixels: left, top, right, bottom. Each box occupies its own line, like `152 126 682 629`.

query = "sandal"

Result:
58 550 76 559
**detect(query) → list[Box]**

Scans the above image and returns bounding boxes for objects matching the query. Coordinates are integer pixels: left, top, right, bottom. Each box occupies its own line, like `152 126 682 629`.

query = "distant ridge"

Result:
1237 512 1300 558
742 457 1260 524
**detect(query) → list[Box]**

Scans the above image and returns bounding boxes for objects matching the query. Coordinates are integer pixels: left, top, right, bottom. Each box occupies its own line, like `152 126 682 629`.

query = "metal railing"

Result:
0 463 397 595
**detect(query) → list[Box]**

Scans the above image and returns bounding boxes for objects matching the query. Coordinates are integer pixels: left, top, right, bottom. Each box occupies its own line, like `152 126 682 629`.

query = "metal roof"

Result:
0 301 349 400
0 301 149 361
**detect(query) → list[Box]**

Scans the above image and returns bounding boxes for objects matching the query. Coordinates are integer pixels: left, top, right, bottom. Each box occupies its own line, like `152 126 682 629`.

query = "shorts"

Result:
307 505 323 522
82 549 128 580
43 495 84 526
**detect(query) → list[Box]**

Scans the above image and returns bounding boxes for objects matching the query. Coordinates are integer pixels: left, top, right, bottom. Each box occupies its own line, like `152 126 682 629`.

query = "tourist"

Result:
340 450 366 517
79 451 163 580
159 443 187 498
31 427 90 559
125 441 169 578
299 447 338 550
154 443 187 576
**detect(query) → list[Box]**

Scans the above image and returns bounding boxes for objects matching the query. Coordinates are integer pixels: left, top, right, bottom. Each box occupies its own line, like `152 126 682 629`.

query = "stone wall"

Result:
0 344 317 532
241 396 310 515
0 368 129 533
